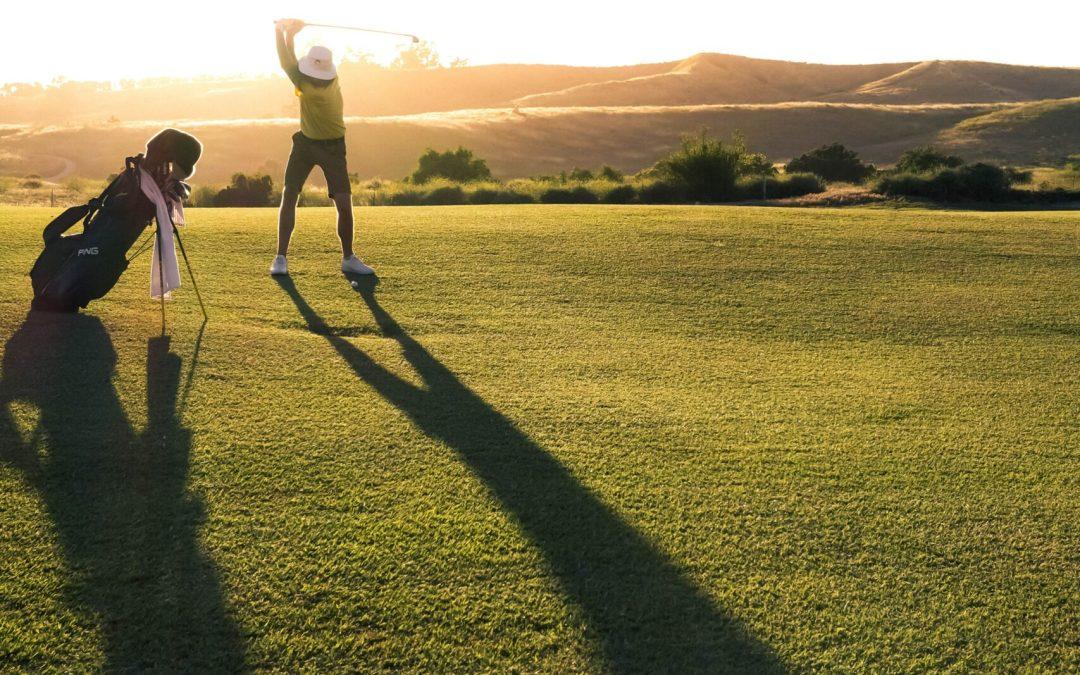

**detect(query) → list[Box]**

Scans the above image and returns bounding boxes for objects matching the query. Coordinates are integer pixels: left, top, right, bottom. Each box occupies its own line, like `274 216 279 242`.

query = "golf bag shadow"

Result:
30 156 157 312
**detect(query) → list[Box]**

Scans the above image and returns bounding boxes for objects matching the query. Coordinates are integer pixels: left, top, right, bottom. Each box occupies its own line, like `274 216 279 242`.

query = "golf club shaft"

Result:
285 21 420 43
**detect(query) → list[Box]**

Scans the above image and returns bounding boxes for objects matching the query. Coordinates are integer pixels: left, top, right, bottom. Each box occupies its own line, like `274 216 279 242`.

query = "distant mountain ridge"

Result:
513 54 1080 107
1 54 1077 180
2 54 1077 125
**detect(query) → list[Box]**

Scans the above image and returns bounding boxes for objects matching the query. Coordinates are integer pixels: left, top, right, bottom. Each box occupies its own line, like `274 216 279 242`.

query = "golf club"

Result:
276 20 420 43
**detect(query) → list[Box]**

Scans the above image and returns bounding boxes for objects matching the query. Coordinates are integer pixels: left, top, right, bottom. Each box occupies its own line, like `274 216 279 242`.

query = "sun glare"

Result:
2 0 1077 84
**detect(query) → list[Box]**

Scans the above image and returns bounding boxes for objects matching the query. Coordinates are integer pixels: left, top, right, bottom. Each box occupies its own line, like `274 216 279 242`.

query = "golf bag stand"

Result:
28 153 207 325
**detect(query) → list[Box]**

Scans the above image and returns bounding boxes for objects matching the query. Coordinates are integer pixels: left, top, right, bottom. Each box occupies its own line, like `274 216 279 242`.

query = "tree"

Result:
409 148 493 184
895 146 963 174
731 132 777 177
598 165 624 182
786 143 875 182
213 173 274 207
738 152 777 177
391 41 443 70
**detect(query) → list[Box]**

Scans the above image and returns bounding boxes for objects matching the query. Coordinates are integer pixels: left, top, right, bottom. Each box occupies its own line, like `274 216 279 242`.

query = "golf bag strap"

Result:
41 204 90 243
80 155 141 228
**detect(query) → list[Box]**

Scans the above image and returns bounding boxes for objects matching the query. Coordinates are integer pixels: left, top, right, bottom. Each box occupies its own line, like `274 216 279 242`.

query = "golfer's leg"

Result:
322 141 355 259
279 133 314 257
277 186 301 256
333 193 354 259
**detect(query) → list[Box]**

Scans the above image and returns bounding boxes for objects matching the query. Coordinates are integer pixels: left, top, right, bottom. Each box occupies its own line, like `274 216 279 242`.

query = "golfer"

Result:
271 19 374 277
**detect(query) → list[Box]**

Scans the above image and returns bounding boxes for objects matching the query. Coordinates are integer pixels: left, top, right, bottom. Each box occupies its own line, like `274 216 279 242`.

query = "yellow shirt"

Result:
294 75 346 140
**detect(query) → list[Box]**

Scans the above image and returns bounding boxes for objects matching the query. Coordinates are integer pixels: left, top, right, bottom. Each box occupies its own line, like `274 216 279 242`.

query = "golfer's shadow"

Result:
0 312 244 671
278 275 783 673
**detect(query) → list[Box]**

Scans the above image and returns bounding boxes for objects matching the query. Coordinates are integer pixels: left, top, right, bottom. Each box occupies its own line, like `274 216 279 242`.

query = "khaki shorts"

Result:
283 132 351 197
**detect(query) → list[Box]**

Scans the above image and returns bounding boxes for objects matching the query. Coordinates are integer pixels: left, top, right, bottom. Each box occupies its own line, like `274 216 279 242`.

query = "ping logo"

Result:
77 247 100 256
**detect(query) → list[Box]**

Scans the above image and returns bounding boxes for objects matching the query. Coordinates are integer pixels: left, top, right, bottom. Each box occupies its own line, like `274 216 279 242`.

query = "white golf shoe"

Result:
269 255 288 276
341 255 375 275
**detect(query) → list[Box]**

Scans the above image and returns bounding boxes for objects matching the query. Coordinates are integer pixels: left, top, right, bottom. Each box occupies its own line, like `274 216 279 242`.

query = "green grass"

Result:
0 205 1076 672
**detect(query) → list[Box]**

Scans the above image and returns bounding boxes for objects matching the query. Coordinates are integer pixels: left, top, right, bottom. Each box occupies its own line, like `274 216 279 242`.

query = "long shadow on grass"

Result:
277 276 783 673
0 312 244 671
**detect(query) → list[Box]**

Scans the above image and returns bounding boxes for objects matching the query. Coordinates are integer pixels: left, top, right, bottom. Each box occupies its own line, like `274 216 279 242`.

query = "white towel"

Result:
139 168 183 298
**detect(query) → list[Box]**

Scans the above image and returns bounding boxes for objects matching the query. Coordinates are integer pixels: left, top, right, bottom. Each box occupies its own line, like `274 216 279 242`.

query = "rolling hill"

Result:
1 54 1077 181
513 55 1080 108
831 60 1080 103
0 103 1005 183
936 97 1080 164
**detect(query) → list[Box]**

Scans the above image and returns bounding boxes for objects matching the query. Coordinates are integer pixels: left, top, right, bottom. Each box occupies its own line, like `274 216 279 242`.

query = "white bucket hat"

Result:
298 45 337 80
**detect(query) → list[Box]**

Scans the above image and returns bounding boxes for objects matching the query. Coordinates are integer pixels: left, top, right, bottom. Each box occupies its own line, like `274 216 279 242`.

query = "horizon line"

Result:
3 51 1078 89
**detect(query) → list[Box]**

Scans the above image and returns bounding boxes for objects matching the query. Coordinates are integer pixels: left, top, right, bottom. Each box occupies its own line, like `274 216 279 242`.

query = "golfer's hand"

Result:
277 19 305 35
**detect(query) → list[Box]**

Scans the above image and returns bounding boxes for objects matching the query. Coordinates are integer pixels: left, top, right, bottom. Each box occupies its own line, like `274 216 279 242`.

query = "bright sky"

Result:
3 0 1078 84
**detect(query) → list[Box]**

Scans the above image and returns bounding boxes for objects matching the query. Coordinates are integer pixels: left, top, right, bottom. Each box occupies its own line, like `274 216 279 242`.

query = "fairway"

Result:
0 205 1076 671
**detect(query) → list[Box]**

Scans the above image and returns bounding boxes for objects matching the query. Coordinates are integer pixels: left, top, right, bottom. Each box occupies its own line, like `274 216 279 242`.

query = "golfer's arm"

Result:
276 28 298 73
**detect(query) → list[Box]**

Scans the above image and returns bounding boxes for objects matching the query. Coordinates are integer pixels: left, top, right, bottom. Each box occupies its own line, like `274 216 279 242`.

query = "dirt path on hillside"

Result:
40 155 77 182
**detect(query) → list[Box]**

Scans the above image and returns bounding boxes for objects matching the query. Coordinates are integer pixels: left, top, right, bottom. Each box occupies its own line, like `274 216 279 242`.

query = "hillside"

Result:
0 103 1000 183
2 55 1077 126
1 54 1077 180
0 61 677 125
512 55 1080 108
513 55 913 107
831 60 1080 103
936 97 1080 164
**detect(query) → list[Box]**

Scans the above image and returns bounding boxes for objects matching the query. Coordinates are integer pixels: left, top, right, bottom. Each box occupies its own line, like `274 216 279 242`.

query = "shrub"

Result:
786 143 875 183
64 176 85 193
739 152 778 178
603 185 637 204
468 188 533 205
410 147 493 184
1005 167 1033 185
213 173 273 207
424 186 466 205
569 167 594 181
467 188 499 204
894 146 963 174
540 186 600 204
956 163 1014 200
736 173 826 199
637 180 685 204
875 163 1015 201
22 174 42 189
388 189 425 206
598 165 624 182
189 185 217 207
655 130 742 201
297 189 332 207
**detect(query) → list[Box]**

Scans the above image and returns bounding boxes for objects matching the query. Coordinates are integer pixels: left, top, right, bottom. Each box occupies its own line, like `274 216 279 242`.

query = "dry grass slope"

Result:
514 56 1080 108
0 103 1001 183
2 55 1077 180
937 97 1080 164
832 61 1080 103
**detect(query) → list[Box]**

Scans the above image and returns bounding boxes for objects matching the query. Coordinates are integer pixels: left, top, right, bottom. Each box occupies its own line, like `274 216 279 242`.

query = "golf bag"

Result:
30 156 159 312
